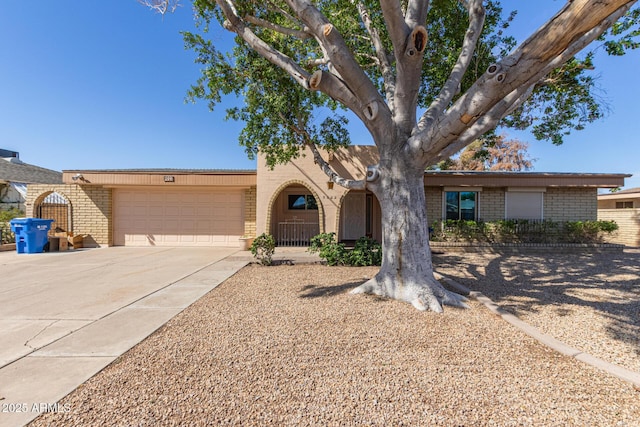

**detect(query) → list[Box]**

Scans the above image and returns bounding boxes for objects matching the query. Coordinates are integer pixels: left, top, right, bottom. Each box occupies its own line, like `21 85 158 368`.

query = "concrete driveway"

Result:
0 247 249 427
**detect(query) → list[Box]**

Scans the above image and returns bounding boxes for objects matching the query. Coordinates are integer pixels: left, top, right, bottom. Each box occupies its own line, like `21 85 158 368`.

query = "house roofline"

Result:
62 168 257 175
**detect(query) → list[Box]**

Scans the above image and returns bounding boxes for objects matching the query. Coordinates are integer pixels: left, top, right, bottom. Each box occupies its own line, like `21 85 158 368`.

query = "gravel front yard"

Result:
434 248 640 374
32 253 640 426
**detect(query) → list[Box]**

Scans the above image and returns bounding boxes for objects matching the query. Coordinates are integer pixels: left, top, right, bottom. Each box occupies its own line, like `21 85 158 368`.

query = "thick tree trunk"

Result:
351 159 468 312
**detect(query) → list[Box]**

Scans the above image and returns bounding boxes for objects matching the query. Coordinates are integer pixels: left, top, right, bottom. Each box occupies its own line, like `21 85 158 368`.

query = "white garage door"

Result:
113 188 244 247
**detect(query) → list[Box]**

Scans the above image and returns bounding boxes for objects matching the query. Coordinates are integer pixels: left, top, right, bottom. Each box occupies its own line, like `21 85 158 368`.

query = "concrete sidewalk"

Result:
0 247 250 427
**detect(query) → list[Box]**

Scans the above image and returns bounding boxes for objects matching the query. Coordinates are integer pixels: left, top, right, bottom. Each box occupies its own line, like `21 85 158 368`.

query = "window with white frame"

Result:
445 191 478 220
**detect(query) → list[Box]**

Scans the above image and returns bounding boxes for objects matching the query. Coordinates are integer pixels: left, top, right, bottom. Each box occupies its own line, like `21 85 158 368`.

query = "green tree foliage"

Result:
181 1 639 164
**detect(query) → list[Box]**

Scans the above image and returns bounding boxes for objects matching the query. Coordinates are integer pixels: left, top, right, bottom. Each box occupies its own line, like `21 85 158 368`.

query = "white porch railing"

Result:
277 219 319 247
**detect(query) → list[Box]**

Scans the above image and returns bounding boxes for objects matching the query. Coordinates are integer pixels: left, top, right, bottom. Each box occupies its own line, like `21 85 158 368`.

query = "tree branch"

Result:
353 0 396 109
307 142 366 190
432 85 533 162
418 0 635 164
380 0 410 54
418 0 485 132
379 0 428 137
406 0 430 28
308 71 364 122
137 0 180 16
284 0 389 130
394 25 428 136
216 0 311 89
244 15 312 39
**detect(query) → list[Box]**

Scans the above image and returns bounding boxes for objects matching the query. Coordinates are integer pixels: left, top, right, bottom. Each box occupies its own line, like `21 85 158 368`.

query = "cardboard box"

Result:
68 234 85 248
59 238 68 251
48 237 60 252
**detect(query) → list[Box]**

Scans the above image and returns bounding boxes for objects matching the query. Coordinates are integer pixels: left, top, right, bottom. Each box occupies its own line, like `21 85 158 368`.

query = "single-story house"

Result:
1 149 63 213
598 187 640 247
25 146 630 248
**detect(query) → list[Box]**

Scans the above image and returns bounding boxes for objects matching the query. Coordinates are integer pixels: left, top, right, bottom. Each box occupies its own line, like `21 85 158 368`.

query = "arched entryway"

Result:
338 190 381 244
267 181 323 246
33 191 72 235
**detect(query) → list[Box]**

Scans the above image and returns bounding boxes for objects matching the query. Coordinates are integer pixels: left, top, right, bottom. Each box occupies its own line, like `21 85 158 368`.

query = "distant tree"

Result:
142 0 639 312
440 136 535 171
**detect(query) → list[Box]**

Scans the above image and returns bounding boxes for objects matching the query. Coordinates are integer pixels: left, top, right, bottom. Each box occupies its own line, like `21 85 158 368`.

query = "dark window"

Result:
616 201 634 209
288 195 318 210
445 191 477 220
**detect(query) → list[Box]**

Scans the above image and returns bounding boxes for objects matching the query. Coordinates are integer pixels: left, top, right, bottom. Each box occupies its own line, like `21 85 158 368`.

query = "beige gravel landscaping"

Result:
32 253 640 426
434 248 640 374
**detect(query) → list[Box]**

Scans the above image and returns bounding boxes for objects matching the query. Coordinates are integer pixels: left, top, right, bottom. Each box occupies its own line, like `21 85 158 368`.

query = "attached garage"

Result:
113 188 244 247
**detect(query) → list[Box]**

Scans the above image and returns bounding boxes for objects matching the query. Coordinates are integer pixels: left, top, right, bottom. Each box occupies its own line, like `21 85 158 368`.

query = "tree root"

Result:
350 277 469 313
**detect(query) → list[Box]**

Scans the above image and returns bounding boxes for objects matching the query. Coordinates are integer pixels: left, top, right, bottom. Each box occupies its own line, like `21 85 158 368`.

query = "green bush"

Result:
0 207 24 244
250 233 276 266
308 232 347 266
430 219 618 244
565 220 618 243
309 233 382 266
347 236 382 266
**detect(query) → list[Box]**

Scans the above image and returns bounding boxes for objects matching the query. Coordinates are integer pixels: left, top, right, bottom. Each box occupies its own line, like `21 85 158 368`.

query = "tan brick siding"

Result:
26 184 112 247
425 187 442 225
479 188 504 221
244 186 257 237
598 208 640 247
544 188 597 221
257 147 373 235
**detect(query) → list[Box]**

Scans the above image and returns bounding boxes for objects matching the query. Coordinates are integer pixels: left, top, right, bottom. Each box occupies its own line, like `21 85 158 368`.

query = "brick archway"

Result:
266 180 325 245
31 190 73 234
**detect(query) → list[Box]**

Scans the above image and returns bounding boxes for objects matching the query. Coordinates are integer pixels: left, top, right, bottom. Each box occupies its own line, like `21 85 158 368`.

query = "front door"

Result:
343 192 366 240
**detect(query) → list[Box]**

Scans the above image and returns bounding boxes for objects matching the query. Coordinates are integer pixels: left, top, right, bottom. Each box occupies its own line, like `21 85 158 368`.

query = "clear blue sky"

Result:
1 1 638 189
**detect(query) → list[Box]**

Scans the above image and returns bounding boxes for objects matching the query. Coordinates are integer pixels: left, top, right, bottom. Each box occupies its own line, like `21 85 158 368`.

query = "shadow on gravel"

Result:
298 281 365 298
434 249 640 356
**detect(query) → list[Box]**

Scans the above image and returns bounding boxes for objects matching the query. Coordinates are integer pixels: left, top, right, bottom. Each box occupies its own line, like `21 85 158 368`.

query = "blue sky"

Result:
1 1 638 189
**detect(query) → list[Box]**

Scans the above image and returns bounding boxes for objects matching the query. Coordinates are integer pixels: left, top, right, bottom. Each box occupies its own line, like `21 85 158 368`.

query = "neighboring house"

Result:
0 149 63 213
598 187 640 247
25 145 630 248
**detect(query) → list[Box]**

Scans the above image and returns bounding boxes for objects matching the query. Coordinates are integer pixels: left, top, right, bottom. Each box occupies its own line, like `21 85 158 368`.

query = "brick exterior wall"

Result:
598 208 640 247
479 188 505 221
26 184 112 247
544 187 597 221
257 146 376 236
244 186 257 237
425 187 442 225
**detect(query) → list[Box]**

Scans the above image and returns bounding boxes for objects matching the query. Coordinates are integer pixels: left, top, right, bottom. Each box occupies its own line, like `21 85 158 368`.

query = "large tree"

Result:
146 0 638 312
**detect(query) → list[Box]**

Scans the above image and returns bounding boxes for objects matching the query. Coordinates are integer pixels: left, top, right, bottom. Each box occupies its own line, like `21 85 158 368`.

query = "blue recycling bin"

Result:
10 218 54 254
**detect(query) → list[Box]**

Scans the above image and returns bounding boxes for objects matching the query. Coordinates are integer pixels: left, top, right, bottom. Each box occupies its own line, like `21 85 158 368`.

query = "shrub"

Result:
347 236 382 266
430 219 618 245
308 232 347 266
250 233 276 266
565 220 618 243
0 207 24 222
0 207 24 244
309 233 382 266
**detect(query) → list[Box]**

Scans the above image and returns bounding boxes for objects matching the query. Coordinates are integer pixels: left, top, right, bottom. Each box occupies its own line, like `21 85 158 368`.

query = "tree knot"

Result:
366 165 380 182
